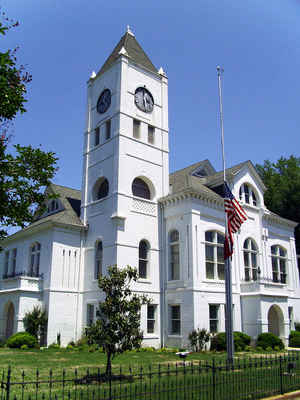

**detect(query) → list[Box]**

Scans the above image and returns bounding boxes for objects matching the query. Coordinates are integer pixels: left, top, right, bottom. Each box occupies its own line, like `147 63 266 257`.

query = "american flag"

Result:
223 181 247 260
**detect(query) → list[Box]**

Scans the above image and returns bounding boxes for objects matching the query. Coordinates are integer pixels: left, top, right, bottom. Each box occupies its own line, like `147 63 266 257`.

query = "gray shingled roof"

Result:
97 32 157 76
164 160 265 204
29 183 83 229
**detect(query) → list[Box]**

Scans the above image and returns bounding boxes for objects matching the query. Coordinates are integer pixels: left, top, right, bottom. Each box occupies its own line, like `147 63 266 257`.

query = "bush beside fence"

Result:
1 352 300 400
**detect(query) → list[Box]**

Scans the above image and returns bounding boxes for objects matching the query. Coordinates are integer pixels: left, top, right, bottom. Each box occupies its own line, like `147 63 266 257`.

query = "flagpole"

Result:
217 66 234 364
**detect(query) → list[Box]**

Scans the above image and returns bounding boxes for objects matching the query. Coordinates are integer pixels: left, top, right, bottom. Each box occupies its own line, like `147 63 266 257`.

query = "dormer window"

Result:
47 199 59 213
239 184 258 206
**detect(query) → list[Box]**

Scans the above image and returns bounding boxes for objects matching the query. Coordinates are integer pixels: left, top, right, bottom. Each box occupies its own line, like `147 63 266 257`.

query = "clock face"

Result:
134 87 154 113
97 89 111 114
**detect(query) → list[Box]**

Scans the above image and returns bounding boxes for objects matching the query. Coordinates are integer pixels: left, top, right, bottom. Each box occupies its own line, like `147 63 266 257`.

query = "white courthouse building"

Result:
0 30 299 348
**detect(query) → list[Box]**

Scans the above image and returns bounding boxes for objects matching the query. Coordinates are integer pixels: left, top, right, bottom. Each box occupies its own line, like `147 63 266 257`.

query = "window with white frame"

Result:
239 183 258 206
4 251 9 277
105 119 111 140
147 304 156 334
133 119 140 138
132 178 151 200
139 240 149 279
86 304 95 326
170 305 181 335
148 125 154 144
94 127 100 146
243 238 258 281
205 231 225 280
11 249 17 276
209 304 220 333
169 230 180 280
29 243 41 277
271 245 287 283
95 241 103 279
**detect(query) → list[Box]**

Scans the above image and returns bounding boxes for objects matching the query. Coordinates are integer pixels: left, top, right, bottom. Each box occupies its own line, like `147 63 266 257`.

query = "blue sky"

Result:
2 0 300 190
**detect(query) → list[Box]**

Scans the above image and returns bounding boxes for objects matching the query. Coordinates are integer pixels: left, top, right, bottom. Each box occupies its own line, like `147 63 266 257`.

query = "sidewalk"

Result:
263 391 300 400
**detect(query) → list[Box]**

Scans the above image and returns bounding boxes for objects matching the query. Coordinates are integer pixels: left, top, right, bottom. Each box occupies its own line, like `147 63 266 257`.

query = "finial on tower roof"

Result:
126 25 134 36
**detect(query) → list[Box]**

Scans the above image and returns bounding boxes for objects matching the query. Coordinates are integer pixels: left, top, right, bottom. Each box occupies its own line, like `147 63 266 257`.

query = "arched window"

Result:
271 245 287 284
95 241 103 279
139 240 149 279
29 243 41 277
243 238 258 281
97 179 109 200
205 231 225 280
132 178 151 200
239 183 258 206
169 230 180 280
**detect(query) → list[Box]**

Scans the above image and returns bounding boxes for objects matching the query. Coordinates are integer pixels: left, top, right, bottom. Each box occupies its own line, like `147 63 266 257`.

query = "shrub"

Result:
256 333 284 350
0 339 6 348
20 344 28 350
48 343 60 349
210 332 251 352
23 306 47 342
289 331 300 348
6 332 37 349
294 322 300 332
189 329 210 352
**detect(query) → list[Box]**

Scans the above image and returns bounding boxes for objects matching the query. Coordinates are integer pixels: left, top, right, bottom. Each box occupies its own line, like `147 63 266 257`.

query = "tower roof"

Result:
97 30 157 76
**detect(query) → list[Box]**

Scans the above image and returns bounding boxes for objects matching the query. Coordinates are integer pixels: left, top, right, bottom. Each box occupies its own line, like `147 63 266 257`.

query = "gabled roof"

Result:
30 183 83 228
162 160 266 205
204 160 266 191
97 31 157 76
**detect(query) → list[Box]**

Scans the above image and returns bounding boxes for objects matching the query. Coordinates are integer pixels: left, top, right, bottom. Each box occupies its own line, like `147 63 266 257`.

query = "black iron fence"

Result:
1 352 300 400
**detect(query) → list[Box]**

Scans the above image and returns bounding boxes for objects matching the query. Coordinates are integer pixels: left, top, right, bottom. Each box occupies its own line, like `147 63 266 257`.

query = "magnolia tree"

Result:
85 265 150 375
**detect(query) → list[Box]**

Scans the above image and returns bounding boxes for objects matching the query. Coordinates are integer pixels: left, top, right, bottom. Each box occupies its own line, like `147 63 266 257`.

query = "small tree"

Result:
85 265 150 375
23 306 47 343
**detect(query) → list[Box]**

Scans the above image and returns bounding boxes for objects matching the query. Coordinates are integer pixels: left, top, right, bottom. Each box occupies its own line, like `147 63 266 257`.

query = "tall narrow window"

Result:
132 178 151 199
95 241 103 279
209 304 220 333
147 304 156 333
105 119 111 140
86 304 94 326
169 230 180 280
133 119 140 138
205 231 224 280
271 245 287 283
148 125 154 144
139 240 149 279
170 305 181 335
11 249 17 276
95 127 100 146
243 238 258 281
4 251 9 277
29 243 41 277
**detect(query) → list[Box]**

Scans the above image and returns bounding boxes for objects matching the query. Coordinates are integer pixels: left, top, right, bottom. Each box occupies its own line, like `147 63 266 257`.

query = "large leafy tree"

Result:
85 266 150 375
256 156 300 253
0 13 57 243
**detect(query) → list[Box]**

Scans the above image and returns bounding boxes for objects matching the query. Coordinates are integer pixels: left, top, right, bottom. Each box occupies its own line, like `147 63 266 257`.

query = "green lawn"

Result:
0 347 226 377
0 348 298 400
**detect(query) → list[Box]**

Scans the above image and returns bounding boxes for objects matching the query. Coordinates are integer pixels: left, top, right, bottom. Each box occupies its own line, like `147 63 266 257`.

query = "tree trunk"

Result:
106 351 112 376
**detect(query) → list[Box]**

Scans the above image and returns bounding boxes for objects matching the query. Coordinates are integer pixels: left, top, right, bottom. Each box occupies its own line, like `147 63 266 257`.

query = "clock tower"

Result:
80 28 169 342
